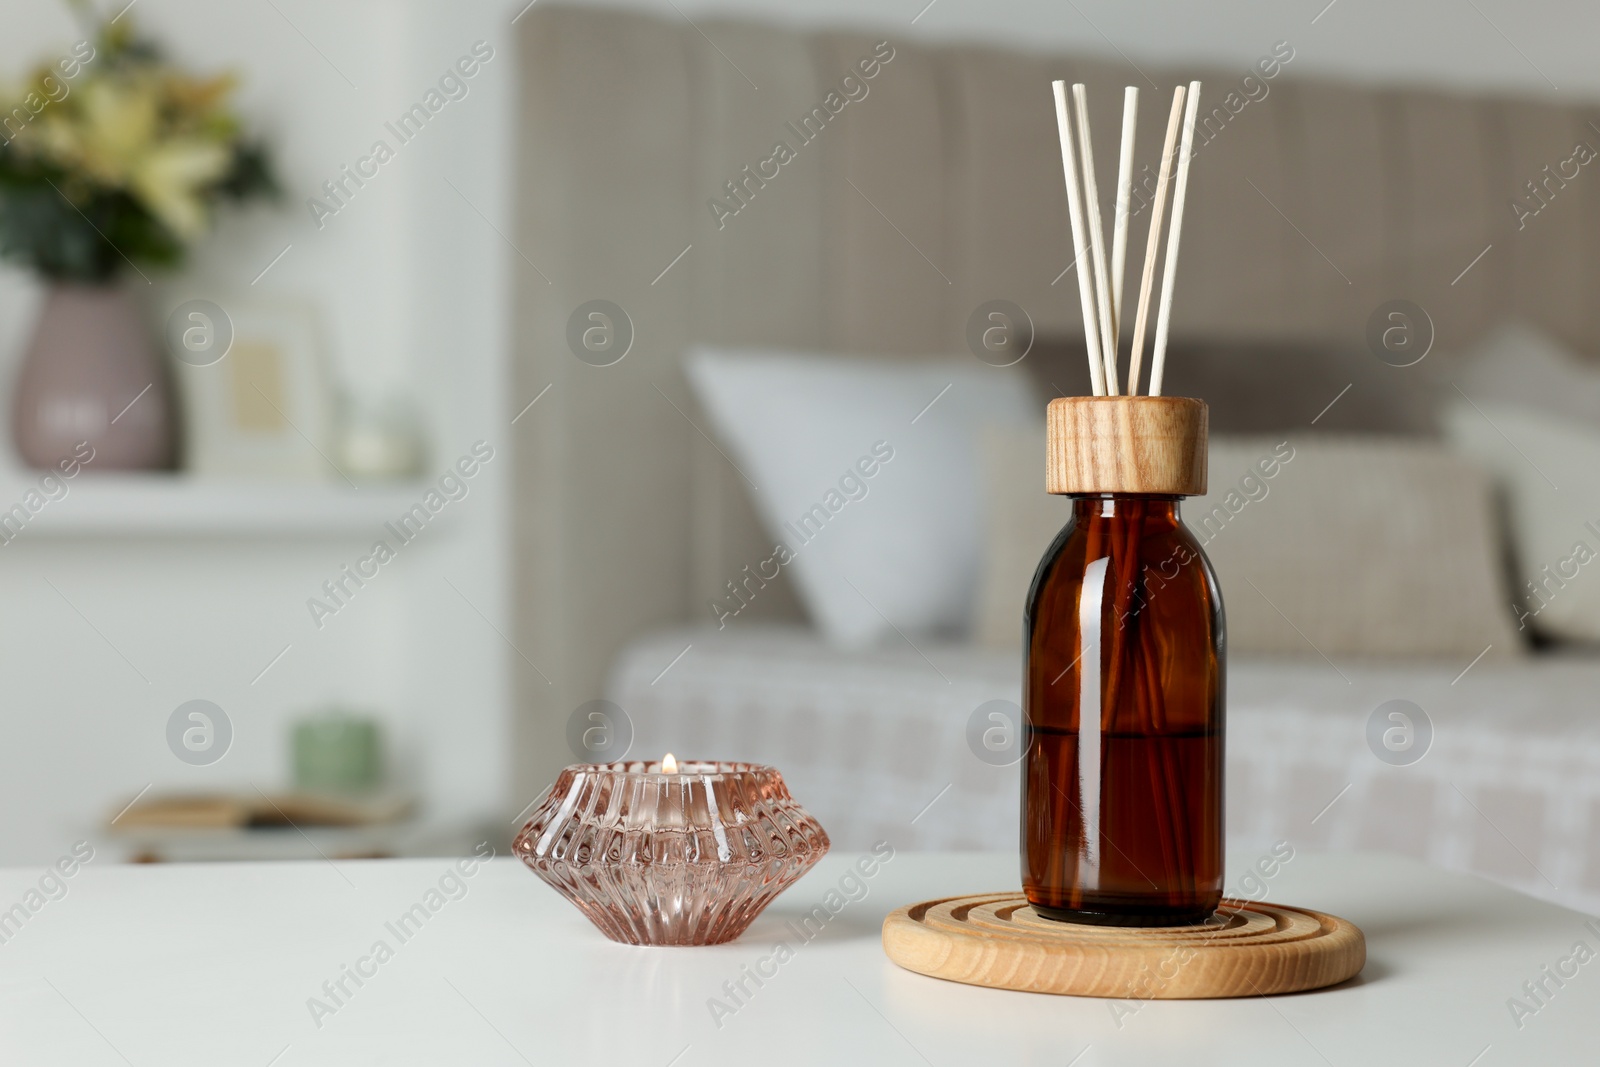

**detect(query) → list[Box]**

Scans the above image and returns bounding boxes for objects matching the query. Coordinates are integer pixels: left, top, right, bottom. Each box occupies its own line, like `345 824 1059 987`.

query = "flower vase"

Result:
12 284 177 471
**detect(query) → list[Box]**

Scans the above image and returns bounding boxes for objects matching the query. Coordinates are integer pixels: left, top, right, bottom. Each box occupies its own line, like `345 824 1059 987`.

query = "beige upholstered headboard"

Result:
509 4 1600 795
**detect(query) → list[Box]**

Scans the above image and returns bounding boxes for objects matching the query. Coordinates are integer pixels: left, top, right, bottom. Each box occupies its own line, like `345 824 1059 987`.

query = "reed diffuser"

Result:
1022 80 1225 926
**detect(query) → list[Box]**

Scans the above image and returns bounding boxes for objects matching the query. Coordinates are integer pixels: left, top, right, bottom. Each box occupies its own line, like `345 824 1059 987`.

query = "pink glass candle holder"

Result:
514 759 830 946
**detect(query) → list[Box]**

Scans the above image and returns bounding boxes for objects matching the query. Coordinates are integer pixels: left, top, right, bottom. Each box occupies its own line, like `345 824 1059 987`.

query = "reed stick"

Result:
1109 87 1139 343
1148 81 1202 398
1051 81 1107 396
1041 83 1211 912
1096 503 1183 901
1127 565 1184 888
1072 84 1119 395
1111 506 1186 901
1061 513 1107 905
1126 85 1185 398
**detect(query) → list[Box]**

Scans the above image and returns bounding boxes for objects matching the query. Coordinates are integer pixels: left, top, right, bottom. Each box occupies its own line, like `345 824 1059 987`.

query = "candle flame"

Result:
662 753 678 774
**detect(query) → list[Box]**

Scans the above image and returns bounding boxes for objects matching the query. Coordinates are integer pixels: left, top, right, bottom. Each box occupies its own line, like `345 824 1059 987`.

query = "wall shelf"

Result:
0 473 437 537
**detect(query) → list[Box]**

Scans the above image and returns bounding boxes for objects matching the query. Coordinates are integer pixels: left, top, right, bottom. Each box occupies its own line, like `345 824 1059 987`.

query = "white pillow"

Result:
1443 323 1600 643
1443 399 1600 642
685 349 1035 647
1191 437 1521 659
1452 322 1600 425
974 429 1522 660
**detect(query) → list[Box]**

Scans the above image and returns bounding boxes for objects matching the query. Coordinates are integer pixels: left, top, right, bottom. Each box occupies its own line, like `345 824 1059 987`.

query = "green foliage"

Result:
0 7 278 282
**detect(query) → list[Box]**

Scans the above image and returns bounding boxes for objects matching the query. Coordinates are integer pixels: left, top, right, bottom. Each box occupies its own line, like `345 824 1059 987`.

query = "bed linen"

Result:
610 625 1600 913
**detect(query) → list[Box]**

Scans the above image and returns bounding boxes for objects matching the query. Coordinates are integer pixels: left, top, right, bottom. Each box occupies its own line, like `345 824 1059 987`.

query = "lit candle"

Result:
514 758 829 945
651 753 688 829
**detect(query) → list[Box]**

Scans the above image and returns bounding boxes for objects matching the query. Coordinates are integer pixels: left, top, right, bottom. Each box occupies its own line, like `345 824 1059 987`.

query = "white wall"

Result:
0 0 517 862
0 0 1583 863
609 0 1595 101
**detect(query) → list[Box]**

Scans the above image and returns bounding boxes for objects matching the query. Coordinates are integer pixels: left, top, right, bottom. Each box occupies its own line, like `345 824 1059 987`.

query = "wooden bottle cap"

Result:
1046 396 1208 496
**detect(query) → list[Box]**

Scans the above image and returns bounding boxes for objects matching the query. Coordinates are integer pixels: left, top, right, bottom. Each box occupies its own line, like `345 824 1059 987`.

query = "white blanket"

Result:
610 625 1600 914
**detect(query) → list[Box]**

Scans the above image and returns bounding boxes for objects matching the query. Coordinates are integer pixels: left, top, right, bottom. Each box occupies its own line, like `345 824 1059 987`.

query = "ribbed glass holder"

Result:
514 760 830 946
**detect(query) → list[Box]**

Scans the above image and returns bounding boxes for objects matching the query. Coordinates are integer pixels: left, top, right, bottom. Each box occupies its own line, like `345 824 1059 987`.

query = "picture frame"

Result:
171 301 335 480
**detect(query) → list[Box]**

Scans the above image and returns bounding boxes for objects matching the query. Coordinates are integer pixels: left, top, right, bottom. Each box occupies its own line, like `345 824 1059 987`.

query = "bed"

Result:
611 625 1600 914
508 6 1600 916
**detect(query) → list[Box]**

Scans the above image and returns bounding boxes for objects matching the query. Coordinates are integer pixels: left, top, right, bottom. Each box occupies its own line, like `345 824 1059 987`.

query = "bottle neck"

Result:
1068 495 1182 523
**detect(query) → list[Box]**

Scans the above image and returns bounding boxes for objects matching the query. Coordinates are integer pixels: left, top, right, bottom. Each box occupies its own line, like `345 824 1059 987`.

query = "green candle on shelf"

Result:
292 712 383 793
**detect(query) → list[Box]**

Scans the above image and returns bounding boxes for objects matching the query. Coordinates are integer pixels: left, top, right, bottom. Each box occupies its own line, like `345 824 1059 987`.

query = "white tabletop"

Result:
0 848 1591 1065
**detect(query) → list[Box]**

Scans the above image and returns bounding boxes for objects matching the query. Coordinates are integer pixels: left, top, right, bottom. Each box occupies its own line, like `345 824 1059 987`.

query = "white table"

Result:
0 849 1592 1065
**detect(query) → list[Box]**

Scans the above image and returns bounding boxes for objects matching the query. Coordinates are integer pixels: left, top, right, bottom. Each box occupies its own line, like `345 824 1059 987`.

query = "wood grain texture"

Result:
882 893 1364 998
1046 396 1208 496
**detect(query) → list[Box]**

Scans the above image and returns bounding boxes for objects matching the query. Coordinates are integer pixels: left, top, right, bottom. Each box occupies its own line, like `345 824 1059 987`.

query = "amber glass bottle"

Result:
1022 397 1223 926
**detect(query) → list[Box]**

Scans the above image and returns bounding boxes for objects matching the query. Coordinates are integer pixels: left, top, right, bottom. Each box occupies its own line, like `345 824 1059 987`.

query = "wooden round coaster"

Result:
882 894 1364 998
